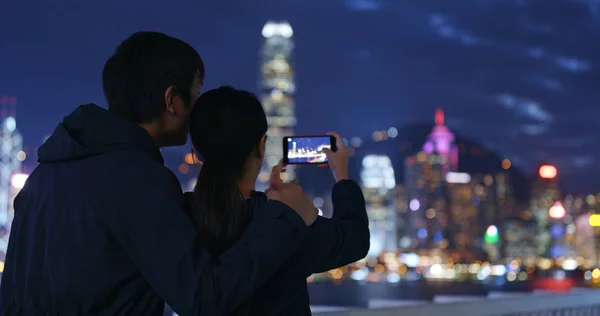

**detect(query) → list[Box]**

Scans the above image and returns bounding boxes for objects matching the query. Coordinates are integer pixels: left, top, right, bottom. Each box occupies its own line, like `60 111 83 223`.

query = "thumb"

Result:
322 147 333 159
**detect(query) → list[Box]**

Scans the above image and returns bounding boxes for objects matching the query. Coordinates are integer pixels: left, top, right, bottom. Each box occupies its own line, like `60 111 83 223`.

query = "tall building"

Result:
257 21 296 190
360 154 396 256
503 218 537 266
394 184 409 248
446 172 479 260
574 212 595 266
446 172 512 262
403 109 456 251
530 163 560 258
404 152 449 250
0 97 23 261
422 109 458 174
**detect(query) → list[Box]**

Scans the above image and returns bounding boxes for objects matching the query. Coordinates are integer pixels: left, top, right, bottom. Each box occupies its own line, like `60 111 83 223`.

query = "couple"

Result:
0 32 369 315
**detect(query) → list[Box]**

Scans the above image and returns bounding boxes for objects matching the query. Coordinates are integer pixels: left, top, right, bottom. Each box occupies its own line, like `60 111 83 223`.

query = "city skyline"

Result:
2 0 600 192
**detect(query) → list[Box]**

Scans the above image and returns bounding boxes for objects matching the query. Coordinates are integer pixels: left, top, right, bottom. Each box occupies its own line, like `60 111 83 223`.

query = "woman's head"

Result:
189 86 268 255
190 86 268 182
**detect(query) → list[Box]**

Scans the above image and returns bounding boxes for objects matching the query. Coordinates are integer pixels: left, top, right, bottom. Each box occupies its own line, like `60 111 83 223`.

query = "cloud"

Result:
496 94 552 123
555 56 591 73
520 124 547 136
572 156 594 169
344 0 380 11
428 13 481 46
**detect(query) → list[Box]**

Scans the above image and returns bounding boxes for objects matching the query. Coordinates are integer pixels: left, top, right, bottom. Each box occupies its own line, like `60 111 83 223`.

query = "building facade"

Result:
257 21 296 190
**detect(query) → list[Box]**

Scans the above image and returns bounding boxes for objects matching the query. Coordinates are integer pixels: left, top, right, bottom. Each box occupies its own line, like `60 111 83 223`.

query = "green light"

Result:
484 225 499 244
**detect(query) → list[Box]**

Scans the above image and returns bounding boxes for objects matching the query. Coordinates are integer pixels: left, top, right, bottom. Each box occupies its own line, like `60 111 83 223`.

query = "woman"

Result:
187 86 369 315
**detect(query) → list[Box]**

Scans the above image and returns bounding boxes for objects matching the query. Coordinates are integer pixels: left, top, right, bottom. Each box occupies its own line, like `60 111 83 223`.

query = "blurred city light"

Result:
539 165 557 179
184 153 198 164
261 21 294 38
16 150 26 162
589 214 600 227
4 117 16 132
10 173 28 189
409 199 420 211
387 127 398 138
484 225 499 244
445 172 471 184
548 201 566 219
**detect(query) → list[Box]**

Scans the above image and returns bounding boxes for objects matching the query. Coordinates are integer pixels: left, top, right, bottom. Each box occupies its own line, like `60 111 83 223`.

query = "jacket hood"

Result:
38 104 163 164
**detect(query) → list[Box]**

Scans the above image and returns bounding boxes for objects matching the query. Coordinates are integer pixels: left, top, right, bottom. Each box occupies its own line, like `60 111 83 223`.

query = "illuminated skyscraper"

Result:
446 172 478 260
0 97 23 260
446 172 511 262
503 218 537 266
422 109 458 173
257 21 296 190
403 110 457 251
530 163 560 258
360 154 396 256
575 213 595 265
404 152 449 250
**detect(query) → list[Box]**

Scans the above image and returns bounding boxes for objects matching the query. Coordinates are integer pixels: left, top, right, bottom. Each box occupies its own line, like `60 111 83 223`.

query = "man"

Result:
0 32 317 315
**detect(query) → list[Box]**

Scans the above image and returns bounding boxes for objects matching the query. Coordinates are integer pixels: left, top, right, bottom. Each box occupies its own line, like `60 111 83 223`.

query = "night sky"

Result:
1 0 600 192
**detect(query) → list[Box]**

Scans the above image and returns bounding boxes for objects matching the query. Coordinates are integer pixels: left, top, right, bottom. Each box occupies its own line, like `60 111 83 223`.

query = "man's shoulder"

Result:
103 148 179 187
35 147 181 195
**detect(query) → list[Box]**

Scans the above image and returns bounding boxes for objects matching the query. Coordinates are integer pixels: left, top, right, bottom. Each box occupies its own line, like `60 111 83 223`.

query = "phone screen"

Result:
283 135 336 164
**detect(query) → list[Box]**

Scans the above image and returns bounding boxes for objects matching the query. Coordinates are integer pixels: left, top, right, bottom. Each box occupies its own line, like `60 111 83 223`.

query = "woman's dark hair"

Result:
189 86 268 255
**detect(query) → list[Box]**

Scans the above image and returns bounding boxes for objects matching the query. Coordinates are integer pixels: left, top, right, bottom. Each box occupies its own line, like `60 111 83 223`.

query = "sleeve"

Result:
290 179 370 277
99 164 308 316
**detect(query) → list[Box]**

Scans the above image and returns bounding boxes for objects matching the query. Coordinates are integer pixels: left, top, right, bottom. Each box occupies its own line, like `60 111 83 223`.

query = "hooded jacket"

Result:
0 104 307 316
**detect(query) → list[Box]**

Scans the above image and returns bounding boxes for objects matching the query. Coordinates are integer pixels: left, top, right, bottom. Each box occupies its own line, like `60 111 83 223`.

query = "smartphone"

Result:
283 135 337 165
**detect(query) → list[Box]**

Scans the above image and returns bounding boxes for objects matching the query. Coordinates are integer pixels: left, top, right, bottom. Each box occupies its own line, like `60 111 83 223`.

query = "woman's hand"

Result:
322 132 349 183
268 159 298 191
266 160 317 226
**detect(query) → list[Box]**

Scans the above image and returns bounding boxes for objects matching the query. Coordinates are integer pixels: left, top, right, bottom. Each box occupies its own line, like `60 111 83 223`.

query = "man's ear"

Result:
164 85 176 115
256 135 266 158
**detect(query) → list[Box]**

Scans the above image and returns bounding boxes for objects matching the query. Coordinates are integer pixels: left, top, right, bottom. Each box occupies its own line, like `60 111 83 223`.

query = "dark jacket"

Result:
0 104 308 316
184 180 370 315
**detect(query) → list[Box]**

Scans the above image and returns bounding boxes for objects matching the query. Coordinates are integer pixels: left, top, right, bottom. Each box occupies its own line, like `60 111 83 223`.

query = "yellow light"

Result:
538 258 552 270
592 268 600 279
0 261 4 273
587 194 597 205
398 265 407 275
184 153 198 164
501 159 511 170
589 214 600 227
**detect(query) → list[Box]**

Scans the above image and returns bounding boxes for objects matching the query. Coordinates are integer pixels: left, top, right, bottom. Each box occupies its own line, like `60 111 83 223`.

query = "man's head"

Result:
102 31 204 147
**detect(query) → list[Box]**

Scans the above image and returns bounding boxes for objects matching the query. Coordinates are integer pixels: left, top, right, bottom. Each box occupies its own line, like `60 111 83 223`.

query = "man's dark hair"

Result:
102 31 204 123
